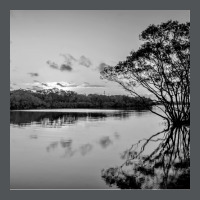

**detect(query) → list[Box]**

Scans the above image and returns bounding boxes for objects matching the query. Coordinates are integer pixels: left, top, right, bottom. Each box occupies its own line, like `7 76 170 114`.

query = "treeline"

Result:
10 89 154 110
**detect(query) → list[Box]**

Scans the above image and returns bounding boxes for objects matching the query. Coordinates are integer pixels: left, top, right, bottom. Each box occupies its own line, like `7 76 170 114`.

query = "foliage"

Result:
101 20 190 125
10 89 153 110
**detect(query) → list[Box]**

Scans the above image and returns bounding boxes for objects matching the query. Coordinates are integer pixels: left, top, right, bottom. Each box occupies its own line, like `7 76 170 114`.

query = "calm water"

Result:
10 109 163 189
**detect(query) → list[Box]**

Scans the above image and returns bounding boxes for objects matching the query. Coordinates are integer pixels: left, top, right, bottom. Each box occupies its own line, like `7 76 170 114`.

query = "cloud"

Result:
28 72 39 77
57 82 66 87
79 56 92 68
60 54 77 62
46 60 59 69
81 82 105 88
24 81 106 91
32 86 43 91
41 83 48 86
47 53 94 73
47 59 73 72
69 83 79 87
61 53 92 68
98 63 108 72
60 64 72 71
56 82 78 87
60 54 76 71
89 84 105 88
56 82 104 88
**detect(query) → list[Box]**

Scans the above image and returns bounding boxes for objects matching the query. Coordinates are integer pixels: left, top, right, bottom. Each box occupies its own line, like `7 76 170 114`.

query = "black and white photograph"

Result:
10 10 190 190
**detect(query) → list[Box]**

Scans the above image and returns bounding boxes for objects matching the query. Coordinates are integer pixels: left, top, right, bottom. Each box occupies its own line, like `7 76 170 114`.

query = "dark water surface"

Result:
10 109 163 189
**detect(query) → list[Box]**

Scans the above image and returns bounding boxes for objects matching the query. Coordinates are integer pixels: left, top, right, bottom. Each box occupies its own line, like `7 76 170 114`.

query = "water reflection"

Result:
11 111 121 127
30 134 38 139
60 139 72 148
46 141 59 152
47 139 93 157
10 109 150 127
10 109 164 189
114 132 120 139
101 125 190 189
46 135 118 158
80 144 93 156
99 136 113 148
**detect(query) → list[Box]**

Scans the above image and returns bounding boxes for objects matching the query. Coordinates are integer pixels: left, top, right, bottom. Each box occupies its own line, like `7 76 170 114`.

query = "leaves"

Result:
101 20 190 124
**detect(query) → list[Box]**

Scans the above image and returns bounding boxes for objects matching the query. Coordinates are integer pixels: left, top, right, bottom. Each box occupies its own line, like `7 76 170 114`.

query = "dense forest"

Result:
10 88 153 110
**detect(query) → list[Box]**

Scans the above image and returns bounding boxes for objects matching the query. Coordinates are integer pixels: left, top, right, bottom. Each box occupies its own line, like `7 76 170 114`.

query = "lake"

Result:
10 109 164 189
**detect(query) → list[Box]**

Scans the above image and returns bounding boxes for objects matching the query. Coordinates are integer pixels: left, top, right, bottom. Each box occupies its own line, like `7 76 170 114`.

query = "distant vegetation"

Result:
10 89 154 110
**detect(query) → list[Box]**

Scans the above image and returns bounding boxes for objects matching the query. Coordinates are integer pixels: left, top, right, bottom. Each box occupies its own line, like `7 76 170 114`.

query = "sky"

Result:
10 10 190 96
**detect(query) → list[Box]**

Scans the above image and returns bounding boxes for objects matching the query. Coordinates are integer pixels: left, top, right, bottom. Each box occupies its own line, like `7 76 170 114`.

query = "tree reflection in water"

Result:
101 124 190 189
10 110 135 127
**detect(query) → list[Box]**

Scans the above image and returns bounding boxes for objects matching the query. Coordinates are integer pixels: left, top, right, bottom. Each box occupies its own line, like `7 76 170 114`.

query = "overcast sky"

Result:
10 10 190 95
